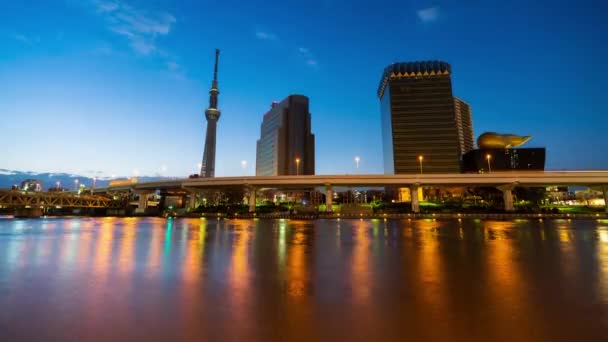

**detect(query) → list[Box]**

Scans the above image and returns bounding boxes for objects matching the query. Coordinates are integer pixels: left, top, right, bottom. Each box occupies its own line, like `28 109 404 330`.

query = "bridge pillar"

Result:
248 188 256 213
603 185 608 214
188 192 198 211
410 185 420 213
325 185 333 213
133 190 153 214
497 185 515 212
137 195 147 213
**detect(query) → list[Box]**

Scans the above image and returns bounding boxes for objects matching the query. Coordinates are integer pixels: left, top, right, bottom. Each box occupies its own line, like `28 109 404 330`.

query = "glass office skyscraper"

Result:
256 95 315 176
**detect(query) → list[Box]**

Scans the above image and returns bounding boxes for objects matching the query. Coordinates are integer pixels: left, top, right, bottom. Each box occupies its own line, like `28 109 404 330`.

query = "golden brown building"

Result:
378 61 462 174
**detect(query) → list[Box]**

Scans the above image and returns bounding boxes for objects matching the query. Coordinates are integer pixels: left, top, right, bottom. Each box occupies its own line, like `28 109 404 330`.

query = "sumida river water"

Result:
1 217 607 341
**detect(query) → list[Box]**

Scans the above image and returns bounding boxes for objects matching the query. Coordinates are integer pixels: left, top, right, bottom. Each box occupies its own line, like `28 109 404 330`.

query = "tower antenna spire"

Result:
213 49 219 84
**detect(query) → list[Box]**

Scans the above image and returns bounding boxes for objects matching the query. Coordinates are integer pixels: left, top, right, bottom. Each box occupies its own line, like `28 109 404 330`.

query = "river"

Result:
1 217 607 341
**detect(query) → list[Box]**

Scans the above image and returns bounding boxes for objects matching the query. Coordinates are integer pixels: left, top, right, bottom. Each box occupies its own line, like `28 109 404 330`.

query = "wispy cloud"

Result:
255 30 278 41
297 47 318 68
93 0 176 55
13 33 40 45
167 61 179 71
417 6 440 23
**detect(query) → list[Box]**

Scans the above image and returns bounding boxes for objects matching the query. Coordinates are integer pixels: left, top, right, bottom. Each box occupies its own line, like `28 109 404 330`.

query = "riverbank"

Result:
188 212 608 221
2 211 606 220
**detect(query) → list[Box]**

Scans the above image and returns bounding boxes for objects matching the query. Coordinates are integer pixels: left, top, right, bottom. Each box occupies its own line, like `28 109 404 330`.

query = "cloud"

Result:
93 0 176 55
96 0 118 12
255 30 278 41
297 47 318 68
13 33 39 45
167 61 179 71
417 6 440 23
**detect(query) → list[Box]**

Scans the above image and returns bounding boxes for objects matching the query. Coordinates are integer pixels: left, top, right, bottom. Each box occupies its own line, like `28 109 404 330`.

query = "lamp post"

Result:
241 160 247 176
418 155 424 174
486 154 492 173
295 158 301 176
74 179 79 192
354 156 360 170
92 177 97 190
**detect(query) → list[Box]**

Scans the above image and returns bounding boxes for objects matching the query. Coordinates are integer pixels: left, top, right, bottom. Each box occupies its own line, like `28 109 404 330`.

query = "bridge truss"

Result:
0 190 118 209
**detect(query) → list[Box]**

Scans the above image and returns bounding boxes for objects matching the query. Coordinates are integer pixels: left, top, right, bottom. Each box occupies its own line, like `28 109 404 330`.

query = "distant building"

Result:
19 179 43 192
454 97 475 158
378 61 462 174
462 148 546 172
255 95 315 176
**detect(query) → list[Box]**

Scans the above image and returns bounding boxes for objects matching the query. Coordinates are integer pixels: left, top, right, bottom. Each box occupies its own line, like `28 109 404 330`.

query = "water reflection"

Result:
597 226 608 300
0 217 607 341
351 219 372 304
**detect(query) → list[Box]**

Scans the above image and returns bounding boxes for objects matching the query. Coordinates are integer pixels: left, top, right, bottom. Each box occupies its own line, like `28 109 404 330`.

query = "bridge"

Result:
93 171 608 213
0 189 118 217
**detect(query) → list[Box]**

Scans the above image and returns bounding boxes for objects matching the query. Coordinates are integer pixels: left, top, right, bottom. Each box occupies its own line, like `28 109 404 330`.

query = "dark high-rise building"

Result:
256 95 315 176
454 97 475 157
462 148 546 172
200 49 221 178
378 61 461 174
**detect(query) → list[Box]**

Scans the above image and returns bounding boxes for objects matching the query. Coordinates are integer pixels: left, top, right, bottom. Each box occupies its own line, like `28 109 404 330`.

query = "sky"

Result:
1 0 607 178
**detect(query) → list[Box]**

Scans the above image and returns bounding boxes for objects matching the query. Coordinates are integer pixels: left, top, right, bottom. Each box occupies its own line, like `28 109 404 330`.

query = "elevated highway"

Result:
93 171 608 213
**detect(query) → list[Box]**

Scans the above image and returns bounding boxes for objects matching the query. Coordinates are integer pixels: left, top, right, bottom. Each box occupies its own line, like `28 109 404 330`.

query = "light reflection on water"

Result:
0 217 607 341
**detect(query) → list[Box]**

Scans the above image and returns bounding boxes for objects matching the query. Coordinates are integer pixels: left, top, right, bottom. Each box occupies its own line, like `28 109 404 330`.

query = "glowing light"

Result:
486 154 492 172
599 231 608 243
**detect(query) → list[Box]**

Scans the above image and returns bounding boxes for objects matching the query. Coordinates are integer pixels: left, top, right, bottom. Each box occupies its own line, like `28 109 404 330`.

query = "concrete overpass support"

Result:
188 192 198 211
603 185 608 214
410 185 420 213
134 191 153 214
248 188 256 213
497 185 515 212
325 185 333 213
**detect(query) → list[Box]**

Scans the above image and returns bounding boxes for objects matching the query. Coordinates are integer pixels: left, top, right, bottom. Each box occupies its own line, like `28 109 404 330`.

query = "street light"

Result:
241 160 247 175
354 156 360 169
418 155 424 174
74 179 79 191
295 158 301 176
486 154 492 173
92 177 97 190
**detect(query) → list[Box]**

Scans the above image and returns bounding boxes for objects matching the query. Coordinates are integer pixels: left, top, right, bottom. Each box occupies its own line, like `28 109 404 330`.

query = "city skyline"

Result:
1 0 607 178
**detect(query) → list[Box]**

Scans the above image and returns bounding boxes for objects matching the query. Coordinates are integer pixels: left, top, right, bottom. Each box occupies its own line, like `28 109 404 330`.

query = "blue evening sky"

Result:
1 0 607 178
